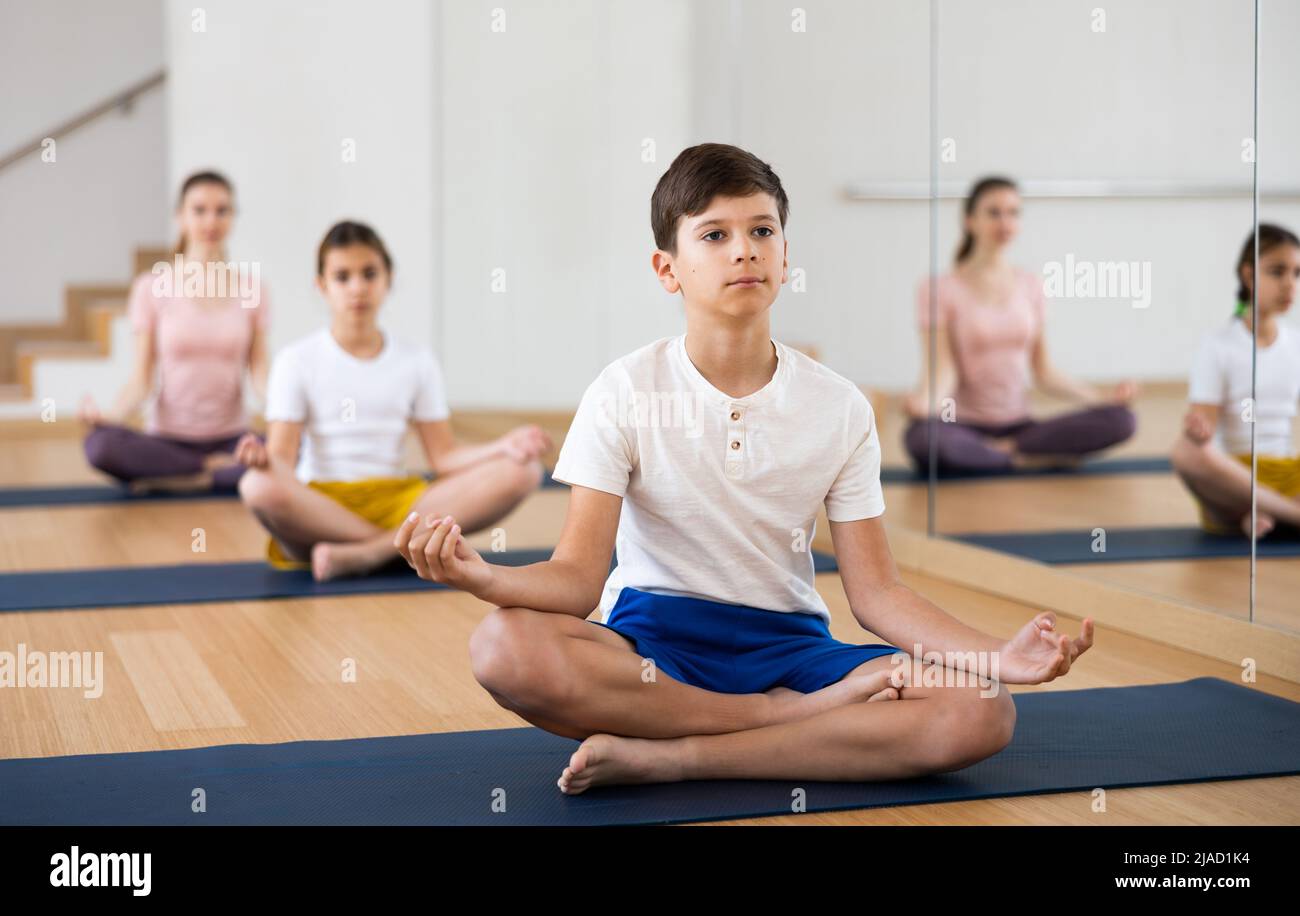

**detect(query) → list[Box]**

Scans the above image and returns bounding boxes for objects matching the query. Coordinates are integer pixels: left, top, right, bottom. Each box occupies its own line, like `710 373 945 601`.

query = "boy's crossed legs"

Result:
240 455 544 579
470 605 1016 794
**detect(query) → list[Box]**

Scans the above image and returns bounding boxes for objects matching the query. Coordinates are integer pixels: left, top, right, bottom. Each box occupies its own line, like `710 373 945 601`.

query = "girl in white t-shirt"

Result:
236 221 552 580
1173 224 1300 537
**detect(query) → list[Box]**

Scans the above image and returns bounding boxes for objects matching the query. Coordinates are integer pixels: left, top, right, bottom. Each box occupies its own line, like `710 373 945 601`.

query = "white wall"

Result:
164 0 438 361
0 0 163 152
439 0 694 407
0 0 166 323
9 0 1296 416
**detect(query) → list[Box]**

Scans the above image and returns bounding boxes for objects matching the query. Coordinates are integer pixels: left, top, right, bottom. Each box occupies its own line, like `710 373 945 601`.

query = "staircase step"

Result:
15 340 105 357
135 246 172 277
86 303 127 349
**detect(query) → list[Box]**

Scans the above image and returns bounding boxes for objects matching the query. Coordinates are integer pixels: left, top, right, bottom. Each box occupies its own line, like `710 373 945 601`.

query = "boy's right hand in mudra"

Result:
395 512 494 595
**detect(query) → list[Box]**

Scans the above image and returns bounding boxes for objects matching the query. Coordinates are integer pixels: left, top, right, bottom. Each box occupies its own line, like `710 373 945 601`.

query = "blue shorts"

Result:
592 587 903 694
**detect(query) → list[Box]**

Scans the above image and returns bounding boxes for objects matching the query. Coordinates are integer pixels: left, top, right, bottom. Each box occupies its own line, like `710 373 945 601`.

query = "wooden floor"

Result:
1 411 1298 825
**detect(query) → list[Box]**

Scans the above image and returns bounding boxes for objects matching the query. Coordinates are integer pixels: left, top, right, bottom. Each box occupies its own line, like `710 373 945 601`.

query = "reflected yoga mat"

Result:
880 456 1173 484
951 525 1300 563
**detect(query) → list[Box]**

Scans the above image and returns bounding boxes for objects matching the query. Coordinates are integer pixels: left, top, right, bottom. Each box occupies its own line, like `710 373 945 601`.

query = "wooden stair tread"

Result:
15 340 105 355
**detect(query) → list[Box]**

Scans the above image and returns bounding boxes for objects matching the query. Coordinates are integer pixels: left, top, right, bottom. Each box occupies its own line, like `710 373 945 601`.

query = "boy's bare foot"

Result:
557 733 687 795
556 670 907 794
1241 511 1276 538
762 668 899 727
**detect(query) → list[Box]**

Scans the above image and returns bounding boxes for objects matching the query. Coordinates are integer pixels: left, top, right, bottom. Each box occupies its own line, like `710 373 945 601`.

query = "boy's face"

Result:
653 192 787 320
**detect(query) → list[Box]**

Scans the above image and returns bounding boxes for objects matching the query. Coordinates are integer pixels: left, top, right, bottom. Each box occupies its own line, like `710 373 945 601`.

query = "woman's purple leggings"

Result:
903 403 1137 474
83 424 253 491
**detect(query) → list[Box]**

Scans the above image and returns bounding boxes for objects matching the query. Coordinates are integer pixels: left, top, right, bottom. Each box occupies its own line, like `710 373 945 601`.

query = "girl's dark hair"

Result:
1234 223 1300 316
651 143 790 256
316 220 394 276
955 176 1018 264
173 170 234 256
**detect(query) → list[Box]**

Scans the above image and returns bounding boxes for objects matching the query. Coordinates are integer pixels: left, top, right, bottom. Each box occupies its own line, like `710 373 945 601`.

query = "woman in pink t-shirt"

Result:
903 176 1137 474
79 171 270 492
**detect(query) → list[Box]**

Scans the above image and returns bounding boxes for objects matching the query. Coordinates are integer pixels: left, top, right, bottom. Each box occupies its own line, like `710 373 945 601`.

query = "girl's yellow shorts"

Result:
266 476 430 569
1198 453 1300 534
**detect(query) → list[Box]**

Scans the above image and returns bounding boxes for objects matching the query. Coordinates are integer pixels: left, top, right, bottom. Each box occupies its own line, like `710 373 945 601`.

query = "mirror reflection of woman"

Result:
903 176 1137 475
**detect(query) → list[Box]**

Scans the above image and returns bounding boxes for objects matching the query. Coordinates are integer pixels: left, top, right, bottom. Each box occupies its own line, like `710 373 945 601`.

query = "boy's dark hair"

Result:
317 220 394 276
1234 222 1300 313
651 143 789 256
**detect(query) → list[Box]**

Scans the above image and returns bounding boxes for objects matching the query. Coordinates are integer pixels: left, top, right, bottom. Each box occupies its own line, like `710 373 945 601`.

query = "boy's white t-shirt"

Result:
551 334 886 626
1187 317 1300 457
266 328 451 481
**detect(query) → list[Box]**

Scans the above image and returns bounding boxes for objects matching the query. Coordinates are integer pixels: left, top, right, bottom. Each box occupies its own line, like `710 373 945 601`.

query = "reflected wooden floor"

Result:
872 384 1300 634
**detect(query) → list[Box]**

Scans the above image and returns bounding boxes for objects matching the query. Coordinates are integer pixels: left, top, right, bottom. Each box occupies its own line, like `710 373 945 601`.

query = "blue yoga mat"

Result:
952 525 1300 563
0 474 567 509
1 678 1293 826
880 455 1173 484
0 550 840 613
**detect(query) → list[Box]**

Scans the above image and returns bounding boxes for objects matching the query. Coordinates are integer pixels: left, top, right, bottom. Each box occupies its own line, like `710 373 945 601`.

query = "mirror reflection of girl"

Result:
903 176 1138 474
79 171 269 492
236 221 550 581
1173 224 1300 537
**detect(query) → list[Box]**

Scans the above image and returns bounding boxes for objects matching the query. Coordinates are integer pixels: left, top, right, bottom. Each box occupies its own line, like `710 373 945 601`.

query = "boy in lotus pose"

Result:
395 143 1093 794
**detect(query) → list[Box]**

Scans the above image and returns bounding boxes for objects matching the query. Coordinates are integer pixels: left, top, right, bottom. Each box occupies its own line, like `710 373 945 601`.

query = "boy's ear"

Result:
651 249 682 294
781 238 789 285
314 274 326 295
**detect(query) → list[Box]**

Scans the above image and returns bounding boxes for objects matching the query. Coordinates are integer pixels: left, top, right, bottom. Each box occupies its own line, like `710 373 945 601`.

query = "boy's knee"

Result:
469 607 566 706
920 685 1016 773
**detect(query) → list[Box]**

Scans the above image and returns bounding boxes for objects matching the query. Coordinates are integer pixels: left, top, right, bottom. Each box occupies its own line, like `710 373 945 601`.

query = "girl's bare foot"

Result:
202 452 238 471
1241 511 1276 538
557 733 687 795
127 472 213 494
987 435 1017 455
1010 452 1083 470
309 541 380 581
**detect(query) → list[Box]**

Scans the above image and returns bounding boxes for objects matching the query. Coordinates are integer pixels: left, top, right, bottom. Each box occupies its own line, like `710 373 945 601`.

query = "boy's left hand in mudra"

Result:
997 612 1094 684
